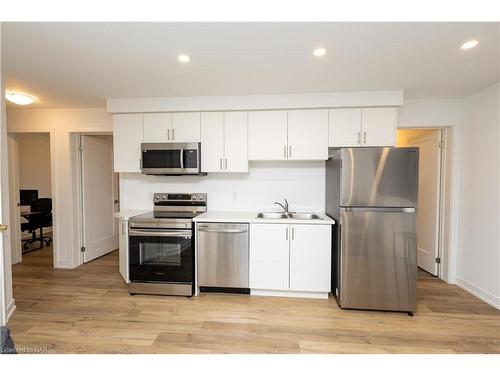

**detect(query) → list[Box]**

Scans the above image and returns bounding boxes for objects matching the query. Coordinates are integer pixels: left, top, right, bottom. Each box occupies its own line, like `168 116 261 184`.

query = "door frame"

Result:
397 126 453 282
71 132 118 266
7 130 56 267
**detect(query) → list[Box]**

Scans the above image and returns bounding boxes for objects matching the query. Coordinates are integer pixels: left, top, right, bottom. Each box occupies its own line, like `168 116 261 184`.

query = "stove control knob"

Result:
198 195 204 201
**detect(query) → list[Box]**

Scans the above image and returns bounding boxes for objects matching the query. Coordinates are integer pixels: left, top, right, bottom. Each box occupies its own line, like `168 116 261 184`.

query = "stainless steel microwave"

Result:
140 143 204 175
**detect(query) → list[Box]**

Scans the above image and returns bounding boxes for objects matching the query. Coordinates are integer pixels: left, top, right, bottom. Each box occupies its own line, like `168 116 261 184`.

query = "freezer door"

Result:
339 207 417 312
340 147 419 207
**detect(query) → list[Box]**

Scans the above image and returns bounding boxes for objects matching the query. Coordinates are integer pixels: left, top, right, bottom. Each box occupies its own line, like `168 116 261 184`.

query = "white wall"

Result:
120 161 325 213
17 133 52 198
7 108 112 269
456 83 500 308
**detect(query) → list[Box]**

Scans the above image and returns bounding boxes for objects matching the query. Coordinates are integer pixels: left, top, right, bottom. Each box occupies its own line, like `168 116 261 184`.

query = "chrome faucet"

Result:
274 198 289 214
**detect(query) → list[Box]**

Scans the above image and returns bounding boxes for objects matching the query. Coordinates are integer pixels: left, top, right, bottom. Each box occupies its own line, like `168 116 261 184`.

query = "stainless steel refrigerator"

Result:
326 147 419 314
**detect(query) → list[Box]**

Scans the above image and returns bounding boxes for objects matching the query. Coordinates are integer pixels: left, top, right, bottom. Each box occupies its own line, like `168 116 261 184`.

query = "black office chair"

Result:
33 198 52 246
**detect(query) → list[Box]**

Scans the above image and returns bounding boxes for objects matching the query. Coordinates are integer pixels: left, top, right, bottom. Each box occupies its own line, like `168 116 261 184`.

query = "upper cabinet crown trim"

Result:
107 90 403 114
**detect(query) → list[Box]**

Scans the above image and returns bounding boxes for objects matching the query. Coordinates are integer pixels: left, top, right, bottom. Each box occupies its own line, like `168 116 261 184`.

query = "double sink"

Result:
256 212 321 220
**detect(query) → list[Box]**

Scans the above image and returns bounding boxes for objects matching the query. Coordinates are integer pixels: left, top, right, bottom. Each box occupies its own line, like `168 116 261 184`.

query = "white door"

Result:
248 111 288 160
200 112 224 172
143 113 171 142
224 111 248 172
289 225 331 292
361 107 397 146
409 130 441 275
171 112 201 142
329 108 362 147
249 224 289 290
113 114 143 172
82 135 119 263
287 109 329 160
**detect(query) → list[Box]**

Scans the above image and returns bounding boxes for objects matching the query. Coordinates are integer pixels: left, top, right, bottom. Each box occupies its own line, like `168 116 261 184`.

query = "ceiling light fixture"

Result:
178 54 190 63
460 40 479 50
313 47 327 57
5 91 35 105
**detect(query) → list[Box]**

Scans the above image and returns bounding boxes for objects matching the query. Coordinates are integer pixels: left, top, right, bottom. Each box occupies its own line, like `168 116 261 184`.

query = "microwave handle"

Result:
180 147 184 170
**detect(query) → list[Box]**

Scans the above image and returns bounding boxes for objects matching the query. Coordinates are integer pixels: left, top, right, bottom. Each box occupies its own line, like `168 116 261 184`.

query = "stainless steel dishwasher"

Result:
197 223 249 293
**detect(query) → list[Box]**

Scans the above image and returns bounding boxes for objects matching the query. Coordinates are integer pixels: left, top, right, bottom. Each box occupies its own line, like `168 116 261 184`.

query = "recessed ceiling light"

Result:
461 40 479 50
5 91 35 105
313 47 327 57
178 54 190 63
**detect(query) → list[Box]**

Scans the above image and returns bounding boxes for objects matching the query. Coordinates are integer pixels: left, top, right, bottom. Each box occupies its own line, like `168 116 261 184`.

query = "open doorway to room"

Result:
396 128 448 278
8 133 54 267
72 134 120 265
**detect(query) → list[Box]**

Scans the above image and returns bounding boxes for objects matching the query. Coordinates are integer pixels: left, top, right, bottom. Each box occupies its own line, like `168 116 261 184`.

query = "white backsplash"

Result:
120 161 326 213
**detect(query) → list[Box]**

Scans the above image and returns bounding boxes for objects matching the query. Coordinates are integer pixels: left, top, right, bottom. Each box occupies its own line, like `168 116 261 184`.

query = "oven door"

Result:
129 228 193 283
141 143 200 175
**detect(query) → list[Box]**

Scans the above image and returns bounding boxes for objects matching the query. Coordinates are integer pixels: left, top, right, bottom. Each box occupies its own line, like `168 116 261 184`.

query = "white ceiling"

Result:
3 22 499 108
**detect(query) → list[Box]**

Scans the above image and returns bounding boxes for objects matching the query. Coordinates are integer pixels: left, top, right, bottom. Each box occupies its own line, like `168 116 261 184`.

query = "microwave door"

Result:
141 148 182 174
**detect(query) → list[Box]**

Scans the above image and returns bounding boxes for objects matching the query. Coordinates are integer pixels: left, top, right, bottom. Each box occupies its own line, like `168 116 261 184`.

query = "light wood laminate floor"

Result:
8 246 500 354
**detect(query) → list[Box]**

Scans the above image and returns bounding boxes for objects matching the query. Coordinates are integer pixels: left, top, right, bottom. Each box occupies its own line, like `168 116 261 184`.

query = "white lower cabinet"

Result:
118 219 129 283
249 224 290 290
249 223 331 297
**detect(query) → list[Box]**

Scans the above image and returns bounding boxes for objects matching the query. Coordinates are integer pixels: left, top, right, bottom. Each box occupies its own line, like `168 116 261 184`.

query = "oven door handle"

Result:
129 229 192 238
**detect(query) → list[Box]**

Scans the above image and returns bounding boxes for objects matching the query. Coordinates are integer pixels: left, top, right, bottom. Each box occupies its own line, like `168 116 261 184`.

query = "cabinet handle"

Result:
289 145 292 158
224 158 227 170
357 131 361 144
167 128 170 141
284 145 287 158
286 227 289 241
363 131 366 144
292 227 295 240
172 129 175 141
219 157 222 171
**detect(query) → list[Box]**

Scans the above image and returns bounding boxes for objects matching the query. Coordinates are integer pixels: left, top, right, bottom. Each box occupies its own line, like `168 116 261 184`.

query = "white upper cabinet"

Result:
249 224 290 291
224 112 248 172
361 107 397 146
201 112 225 172
171 112 201 142
143 113 171 143
288 109 329 160
113 114 143 172
329 108 362 147
248 110 288 160
289 224 331 292
329 107 396 147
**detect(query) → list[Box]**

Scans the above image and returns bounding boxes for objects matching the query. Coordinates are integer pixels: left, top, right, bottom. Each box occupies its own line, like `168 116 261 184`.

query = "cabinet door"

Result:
171 112 201 142
118 220 129 283
249 224 290 291
200 112 224 172
113 114 143 172
361 107 397 146
143 113 171 142
224 111 248 172
248 111 288 160
328 108 362 147
287 109 329 160
289 225 331 292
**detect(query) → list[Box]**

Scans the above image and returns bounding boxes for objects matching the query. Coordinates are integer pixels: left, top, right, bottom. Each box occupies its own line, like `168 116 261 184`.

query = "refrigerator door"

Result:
340 147 419 207
339 207 417 312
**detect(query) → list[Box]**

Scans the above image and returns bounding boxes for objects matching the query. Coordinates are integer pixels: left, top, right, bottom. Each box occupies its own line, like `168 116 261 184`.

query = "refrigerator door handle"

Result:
342 207 416 213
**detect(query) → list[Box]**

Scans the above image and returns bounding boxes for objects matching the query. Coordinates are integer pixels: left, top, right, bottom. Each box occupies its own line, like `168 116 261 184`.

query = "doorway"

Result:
396 128 444 276
75 134 119 264
8 133 54 267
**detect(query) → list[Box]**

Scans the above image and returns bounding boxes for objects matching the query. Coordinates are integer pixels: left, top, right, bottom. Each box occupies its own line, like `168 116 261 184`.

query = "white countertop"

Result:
114 210 150 221
193 211 335 225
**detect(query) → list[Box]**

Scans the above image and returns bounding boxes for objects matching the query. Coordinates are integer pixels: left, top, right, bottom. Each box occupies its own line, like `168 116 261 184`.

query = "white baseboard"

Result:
250 289 329 299
6 298 16 322
455 277 500 310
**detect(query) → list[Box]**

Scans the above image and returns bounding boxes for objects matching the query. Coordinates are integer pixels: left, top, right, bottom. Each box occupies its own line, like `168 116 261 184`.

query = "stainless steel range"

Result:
128 193 207 297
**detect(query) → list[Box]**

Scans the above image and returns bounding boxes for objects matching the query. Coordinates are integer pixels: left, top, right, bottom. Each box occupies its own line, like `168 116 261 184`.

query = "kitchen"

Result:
0 19 499 364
